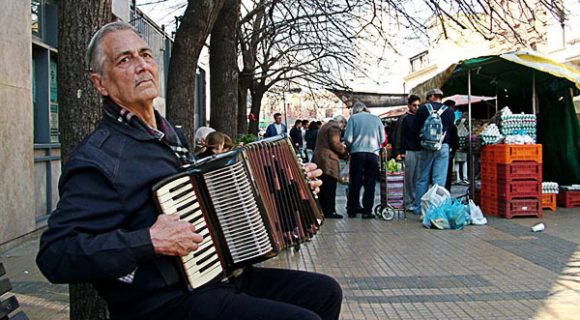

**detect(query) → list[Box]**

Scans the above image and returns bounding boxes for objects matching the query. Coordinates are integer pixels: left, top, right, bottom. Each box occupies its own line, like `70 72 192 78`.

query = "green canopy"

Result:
411 51 580 185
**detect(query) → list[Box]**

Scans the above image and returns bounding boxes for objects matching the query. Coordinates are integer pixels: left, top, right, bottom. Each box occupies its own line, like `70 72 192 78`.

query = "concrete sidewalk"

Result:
1 184 579 320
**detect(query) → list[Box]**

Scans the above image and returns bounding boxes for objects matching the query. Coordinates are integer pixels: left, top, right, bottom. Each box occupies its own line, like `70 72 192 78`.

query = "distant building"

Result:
404 1 580 91
0 0 207 246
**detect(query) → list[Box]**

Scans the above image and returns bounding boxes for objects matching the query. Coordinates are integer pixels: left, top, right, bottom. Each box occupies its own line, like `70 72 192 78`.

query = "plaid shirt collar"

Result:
102 98 193 164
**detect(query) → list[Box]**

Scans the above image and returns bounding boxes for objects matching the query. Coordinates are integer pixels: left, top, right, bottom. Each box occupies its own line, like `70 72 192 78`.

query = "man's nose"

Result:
135 56 155 72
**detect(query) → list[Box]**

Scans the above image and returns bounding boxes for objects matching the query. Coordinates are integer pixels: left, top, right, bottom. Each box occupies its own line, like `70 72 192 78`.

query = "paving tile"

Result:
1 183 580 319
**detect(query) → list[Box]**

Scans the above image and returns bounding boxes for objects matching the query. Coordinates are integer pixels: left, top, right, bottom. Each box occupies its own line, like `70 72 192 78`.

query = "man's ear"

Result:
89 73 109 96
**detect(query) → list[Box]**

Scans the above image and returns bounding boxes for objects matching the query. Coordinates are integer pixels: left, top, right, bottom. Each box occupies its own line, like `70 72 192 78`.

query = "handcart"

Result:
373 148 406 220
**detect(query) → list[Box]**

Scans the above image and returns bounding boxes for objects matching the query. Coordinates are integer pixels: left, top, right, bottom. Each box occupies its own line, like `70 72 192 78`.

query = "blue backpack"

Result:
420 104 448 151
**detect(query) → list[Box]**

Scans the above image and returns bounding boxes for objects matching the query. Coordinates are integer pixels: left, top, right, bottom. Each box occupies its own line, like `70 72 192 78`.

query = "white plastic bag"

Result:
469 200 487 225
420 184 450 217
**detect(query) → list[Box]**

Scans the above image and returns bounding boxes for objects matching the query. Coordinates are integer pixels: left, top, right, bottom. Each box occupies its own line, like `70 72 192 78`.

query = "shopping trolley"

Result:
373 148 406 220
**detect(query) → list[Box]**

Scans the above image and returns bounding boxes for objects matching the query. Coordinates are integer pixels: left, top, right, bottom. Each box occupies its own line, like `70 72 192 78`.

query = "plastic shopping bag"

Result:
422 198 468 230
469 200 487 225
420 184 450 217
339 162 350 185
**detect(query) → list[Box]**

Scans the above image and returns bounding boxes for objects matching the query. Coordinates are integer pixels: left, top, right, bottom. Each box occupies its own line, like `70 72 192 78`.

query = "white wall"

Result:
0 1 35 244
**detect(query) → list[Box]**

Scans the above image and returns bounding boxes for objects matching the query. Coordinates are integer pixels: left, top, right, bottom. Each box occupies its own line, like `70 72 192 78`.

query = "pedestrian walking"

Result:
289 119 303 151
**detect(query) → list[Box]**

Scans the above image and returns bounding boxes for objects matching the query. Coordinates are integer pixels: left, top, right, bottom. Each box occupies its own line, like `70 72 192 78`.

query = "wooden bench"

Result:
0 262 28 320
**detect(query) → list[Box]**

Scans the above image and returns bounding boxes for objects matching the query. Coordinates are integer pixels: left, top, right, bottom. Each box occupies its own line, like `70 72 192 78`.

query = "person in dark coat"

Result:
312 116 349 219
304 121 319 156
289 119 303 151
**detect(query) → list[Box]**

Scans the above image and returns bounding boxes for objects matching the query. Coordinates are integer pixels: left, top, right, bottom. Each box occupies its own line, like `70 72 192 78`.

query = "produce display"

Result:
386 159 402 173
542 182 559 194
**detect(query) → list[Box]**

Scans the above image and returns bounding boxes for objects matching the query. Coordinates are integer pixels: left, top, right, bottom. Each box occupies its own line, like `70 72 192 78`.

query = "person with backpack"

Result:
413 88 455 215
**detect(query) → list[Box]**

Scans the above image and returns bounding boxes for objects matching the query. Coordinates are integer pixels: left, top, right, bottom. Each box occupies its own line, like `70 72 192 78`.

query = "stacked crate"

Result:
480 144 543 218
557 189 580 208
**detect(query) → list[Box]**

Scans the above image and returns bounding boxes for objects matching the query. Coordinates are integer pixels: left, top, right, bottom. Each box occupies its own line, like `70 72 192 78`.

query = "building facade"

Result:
0 0 206 246
404 1 580 92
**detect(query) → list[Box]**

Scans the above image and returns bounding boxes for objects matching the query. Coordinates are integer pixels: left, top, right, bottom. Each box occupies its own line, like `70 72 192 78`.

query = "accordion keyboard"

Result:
154 174 224 289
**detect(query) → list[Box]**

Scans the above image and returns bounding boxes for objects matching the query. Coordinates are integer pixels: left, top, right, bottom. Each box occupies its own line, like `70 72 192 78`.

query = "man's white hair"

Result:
86 21 138 75
351 101 368 114
333 115 347 125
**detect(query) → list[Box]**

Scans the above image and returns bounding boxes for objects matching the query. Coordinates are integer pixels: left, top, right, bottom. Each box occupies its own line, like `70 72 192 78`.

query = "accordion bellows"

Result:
153 136 324 289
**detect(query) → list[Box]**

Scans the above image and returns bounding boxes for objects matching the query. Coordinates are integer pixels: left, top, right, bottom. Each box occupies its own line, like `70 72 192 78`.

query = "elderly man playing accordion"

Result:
36 22 342 320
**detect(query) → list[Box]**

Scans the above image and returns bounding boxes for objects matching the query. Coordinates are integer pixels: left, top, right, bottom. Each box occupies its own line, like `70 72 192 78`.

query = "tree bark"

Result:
209 0 241 139
58 1 112 319
166 0 225 145
248 89 265 135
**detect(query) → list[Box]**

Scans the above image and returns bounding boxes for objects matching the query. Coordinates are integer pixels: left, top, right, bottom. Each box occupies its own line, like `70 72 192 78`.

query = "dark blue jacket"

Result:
264 122 287 138
289 127 303 149
36 115 189 319
400 112 421 152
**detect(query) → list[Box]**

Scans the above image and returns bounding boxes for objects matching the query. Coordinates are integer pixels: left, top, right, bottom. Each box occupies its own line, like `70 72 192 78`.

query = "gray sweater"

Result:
344 112 385 155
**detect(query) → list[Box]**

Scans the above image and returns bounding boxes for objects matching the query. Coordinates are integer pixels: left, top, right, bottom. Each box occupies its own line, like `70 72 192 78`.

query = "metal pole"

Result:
282 91 287 129
468 69 475 199
532 71 537 114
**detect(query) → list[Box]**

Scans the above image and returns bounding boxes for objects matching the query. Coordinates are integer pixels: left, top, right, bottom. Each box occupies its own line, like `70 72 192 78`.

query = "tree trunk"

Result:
58 1 112 319
237 81 249 135
209 0 240 139
166 0 225 145
248 89 265 135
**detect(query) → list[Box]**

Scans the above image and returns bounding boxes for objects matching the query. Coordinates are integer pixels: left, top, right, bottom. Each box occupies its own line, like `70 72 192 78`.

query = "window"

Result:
410 51 430 73
32 0 41 36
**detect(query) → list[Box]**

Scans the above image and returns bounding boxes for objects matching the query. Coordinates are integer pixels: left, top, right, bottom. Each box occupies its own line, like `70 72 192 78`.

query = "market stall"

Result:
411 51 580 215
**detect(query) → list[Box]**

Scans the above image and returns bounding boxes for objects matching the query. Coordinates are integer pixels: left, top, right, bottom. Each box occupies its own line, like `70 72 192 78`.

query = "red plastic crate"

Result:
542 194 557 211
497 180 541 200
498 198 542 219
480 185 498 201
492 144 542 164
557 190 580 208
497 162 542 182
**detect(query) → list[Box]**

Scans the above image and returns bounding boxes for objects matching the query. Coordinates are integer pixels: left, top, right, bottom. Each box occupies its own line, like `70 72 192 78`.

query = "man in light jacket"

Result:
344 102 385 218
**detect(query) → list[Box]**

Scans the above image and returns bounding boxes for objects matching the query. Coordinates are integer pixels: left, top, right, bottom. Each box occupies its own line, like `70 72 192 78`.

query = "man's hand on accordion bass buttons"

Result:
149 214 204 256
303 162 323 195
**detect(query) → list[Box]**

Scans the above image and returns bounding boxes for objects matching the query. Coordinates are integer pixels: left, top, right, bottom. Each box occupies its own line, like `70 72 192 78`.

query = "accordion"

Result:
152 136 324 289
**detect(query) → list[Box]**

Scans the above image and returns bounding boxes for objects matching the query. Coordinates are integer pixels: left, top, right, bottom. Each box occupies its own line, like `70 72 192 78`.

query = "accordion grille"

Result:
204 161 273 263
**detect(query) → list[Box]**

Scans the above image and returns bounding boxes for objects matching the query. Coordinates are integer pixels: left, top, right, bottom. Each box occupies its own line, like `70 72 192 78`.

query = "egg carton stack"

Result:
542 181 559 211
542 182 559 194
499 108 537 143
480 123 503 145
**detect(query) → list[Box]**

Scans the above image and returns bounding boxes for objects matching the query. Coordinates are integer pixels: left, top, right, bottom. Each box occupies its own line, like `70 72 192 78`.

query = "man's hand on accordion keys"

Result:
303 162 323 195
149 214 204 256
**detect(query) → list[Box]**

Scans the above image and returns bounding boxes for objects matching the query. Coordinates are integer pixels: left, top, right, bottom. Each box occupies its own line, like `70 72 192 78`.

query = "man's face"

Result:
408 100 420 114
90 30 159 110
275 115 282 124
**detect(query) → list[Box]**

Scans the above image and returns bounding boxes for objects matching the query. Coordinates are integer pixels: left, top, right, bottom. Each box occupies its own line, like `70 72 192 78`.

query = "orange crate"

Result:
498 198 542 219
497 162 542 182
497 180 541 200
557 190 580 208
542 194 557 211
492 144 542 164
